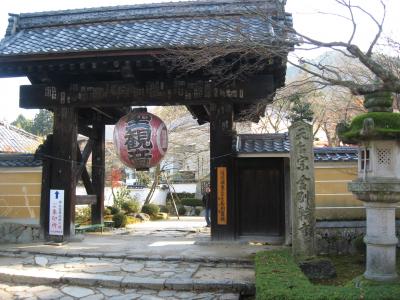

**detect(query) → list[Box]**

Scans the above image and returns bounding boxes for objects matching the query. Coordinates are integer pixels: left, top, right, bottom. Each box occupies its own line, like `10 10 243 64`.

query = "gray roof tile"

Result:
236 134 358 162
0 153 42 168
0 121 41 153
0 0 292 56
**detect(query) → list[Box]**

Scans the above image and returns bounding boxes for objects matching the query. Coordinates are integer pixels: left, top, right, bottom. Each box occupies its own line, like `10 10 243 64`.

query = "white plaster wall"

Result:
76 183 196 207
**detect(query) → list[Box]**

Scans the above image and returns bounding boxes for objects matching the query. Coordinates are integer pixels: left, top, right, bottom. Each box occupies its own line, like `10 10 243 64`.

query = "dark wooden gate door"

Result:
237 158 284 236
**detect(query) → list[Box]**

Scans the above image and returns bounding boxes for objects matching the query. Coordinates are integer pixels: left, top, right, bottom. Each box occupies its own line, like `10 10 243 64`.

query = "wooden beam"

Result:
91 122 105 224
76 195 97 205
20 75 275 109
75 141 93 183
78 124 94 138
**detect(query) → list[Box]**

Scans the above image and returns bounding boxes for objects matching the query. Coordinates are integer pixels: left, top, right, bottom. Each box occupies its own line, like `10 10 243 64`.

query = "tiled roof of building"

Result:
0 0 292 56
0 121 41 153
313 147 358 162
237 133 290 153
236 134 358 162
0 153 42 168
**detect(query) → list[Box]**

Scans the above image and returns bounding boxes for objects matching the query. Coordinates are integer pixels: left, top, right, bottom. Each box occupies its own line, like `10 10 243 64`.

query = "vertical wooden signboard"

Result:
49 189 64 236
217 167 228 225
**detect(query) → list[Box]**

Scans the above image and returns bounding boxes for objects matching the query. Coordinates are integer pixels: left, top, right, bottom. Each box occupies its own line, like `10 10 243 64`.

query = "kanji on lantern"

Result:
113 111 168 170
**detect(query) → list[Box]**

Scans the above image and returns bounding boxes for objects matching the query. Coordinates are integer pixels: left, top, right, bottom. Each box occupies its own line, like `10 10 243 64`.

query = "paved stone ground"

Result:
0 217 281 299
0 282 240 299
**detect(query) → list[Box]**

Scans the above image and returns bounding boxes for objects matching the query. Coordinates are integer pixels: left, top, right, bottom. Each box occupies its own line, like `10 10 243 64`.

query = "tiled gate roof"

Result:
0 0 292 56
236 133 358 162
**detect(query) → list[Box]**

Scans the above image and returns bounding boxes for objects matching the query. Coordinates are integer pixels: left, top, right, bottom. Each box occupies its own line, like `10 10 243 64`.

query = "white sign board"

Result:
49 189 64 236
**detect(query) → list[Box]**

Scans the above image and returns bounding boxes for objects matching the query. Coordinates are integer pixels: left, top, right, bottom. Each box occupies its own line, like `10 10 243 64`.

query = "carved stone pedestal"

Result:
364 202 398 281
349 179 400 281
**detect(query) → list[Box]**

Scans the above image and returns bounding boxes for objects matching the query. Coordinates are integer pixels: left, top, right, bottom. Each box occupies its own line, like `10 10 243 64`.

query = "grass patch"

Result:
255 249 400 300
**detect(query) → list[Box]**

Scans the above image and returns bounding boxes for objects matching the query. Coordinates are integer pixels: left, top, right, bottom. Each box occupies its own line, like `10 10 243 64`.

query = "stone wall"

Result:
316 220 400 255
0 223 42 244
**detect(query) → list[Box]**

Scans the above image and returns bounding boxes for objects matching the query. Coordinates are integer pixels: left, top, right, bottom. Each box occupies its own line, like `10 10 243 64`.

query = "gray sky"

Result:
0 0 398 122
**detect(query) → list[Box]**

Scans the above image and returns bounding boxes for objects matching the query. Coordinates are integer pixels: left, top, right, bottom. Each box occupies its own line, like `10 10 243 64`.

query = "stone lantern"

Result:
338 91 400 281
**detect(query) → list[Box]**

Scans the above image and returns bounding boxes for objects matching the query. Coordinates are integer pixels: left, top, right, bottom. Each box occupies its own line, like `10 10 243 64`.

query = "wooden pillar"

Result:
210 102 235 240
91 122 105 224
38 135 53 241
50 107 78 240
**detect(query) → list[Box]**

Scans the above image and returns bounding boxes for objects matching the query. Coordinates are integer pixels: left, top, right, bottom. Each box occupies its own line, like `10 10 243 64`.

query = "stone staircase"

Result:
0 250 255 299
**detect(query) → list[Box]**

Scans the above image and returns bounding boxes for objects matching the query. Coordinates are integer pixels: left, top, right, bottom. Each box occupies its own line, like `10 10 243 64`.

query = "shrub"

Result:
112 212 127 228
181 198 203 207
141 203 160 217
194 208 202 216
158 205 169 213
75 207 91 224
109 206 120 215
166 192 195 206
121 200 140 214
113 186 138 208
178 205 187 216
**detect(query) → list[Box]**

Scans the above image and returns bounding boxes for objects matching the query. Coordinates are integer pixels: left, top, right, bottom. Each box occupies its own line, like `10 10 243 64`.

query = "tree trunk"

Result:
144 164 160 205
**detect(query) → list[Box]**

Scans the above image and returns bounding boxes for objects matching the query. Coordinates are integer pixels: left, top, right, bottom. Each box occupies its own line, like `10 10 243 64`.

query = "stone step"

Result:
0 282 242 300
0 267 255 295
0 249 254 265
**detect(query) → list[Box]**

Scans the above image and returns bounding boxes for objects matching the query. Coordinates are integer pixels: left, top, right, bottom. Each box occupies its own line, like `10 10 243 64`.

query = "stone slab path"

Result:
0 282 240 299
0 218 282 299
0 252 251 299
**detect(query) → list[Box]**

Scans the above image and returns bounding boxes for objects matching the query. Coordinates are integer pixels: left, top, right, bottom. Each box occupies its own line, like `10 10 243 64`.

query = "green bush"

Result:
109 206 120 215
141 203 160 217
113 186 138 208
112 212 127 228
75 207 91 224
256 249 400 300
181 198 203 207
166 192 195 205
158 205 169 213
121 200 140 214
178 205 187 216
194 208 202 216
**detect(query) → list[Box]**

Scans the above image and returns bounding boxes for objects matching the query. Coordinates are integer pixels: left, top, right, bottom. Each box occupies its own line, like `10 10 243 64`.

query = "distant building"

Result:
0 121 41 153
0 123 42 237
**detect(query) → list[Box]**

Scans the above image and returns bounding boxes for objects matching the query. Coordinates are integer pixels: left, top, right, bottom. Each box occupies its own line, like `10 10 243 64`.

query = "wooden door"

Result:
237 158 284 236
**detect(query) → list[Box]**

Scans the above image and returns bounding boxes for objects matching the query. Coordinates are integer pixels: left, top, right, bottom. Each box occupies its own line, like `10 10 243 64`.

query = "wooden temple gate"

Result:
0 0 292 240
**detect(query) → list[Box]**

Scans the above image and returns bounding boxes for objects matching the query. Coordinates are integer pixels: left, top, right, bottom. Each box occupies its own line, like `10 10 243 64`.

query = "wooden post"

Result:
209 102 235 240
50 107 78 240
38 135 53 241
91 122 105 224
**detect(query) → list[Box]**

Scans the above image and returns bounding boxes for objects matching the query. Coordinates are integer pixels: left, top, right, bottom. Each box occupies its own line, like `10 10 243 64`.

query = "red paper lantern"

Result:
113 111 168 170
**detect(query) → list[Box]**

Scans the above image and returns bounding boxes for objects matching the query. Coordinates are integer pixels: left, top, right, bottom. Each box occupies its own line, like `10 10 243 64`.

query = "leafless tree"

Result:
167 0 399 96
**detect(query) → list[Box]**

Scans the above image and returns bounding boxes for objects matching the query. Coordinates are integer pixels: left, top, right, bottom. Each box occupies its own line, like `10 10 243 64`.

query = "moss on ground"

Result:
255 249 400 300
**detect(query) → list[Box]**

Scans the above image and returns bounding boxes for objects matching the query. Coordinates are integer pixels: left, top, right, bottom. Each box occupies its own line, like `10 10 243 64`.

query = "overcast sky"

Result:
0 0 398 122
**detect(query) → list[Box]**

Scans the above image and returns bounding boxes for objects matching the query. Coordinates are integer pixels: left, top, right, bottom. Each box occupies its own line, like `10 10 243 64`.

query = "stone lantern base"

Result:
363 202 398 281
349 179 400 282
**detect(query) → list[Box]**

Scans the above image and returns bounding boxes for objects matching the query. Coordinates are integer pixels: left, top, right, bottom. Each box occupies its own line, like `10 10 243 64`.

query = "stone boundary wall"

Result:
316 220 400 255
0 223 42 243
